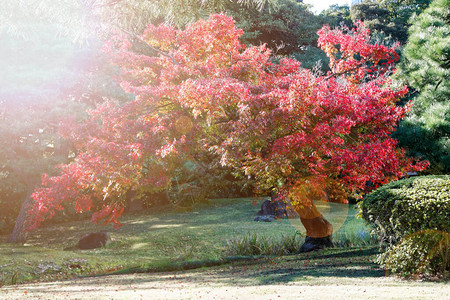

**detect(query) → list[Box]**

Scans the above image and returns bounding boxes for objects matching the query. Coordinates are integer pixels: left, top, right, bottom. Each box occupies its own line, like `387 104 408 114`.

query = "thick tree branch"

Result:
323 62 366 80
120 28 179 65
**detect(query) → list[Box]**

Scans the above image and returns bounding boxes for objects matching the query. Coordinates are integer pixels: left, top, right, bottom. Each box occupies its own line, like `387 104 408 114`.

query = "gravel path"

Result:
1 266 448 299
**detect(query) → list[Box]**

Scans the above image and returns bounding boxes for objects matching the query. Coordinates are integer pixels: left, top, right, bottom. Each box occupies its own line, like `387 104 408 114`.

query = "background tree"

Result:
351 0 432 43
319 4 352 29
0 21 98 242
393 0 450 173
226 0 319 55
29 16 426 252
293 4 354 72
350 1 396 39
377 0 432 43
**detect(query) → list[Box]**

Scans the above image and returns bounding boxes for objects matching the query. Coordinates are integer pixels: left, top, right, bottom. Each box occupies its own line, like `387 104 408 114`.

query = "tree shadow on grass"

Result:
250 262 384 285
48 247 384 288
217 247 385 286
289 247 380 261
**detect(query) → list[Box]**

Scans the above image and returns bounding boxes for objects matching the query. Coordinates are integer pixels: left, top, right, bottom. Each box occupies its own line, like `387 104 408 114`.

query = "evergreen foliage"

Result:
394 0 450 173
377 0 432 42
319 4 352 29
351 1 392 36
351 0 432 43
227 0 319 55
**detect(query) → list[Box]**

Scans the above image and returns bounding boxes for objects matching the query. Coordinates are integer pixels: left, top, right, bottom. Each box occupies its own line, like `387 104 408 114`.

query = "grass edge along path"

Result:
1 247 449 300
2 197 375 286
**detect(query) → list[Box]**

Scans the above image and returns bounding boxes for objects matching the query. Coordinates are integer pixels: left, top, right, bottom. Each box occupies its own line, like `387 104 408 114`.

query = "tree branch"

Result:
120 28 179 65
434 78 444 91
322 62 366 81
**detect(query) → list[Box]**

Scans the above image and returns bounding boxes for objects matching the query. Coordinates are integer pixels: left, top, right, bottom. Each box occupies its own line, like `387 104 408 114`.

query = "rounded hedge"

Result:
362 175 450 244
378 229 449 279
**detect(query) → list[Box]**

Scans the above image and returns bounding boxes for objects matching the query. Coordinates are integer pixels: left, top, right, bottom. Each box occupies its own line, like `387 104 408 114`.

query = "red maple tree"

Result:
29 15 427 241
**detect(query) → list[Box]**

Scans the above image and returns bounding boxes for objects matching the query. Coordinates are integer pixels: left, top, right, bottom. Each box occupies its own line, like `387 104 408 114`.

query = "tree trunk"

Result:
295 202 334 253
8 190 33 244
5 157 40 244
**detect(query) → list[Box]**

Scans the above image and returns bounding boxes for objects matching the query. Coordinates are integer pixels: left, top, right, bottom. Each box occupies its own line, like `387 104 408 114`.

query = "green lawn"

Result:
0 197 374 285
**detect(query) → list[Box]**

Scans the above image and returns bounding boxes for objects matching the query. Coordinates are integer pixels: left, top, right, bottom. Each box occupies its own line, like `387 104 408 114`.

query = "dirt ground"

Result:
1 264 448 300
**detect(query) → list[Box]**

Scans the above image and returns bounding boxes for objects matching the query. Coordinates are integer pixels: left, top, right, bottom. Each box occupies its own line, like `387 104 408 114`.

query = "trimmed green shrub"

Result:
362 175 450 244
362 175 450 278
378 230 449 279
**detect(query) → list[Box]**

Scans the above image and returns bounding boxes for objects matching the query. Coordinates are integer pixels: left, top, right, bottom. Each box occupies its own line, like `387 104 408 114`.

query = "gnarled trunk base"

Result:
296 204 334 253
298 234 334 253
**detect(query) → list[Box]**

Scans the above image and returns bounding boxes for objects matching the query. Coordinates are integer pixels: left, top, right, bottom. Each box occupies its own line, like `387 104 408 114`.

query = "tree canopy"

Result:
319 4 352 29
227 0 319 55
28 15 427 231
351 0 432 43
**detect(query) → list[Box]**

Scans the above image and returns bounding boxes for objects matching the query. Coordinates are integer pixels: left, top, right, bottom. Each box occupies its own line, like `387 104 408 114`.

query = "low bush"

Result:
378 230 449 279
361 175 450 245
362 175 450 278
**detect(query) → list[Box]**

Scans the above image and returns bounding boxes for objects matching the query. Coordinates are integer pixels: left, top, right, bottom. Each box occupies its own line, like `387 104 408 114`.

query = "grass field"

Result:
0 197 374 285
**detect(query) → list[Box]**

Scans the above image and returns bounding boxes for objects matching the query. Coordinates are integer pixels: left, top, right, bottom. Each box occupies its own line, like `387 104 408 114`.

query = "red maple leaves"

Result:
28 14 427 229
